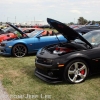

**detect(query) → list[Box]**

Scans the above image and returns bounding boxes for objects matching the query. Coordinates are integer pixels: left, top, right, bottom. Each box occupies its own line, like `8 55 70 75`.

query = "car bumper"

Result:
35 61 64 83
0 46 11 56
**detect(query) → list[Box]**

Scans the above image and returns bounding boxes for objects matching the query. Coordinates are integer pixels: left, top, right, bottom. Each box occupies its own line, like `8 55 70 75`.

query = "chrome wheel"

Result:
68 62 87 83
12 44 27 57
64 59 88 84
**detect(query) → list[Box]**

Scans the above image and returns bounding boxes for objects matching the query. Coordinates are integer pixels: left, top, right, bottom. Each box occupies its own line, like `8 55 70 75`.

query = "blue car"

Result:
0 23 67 57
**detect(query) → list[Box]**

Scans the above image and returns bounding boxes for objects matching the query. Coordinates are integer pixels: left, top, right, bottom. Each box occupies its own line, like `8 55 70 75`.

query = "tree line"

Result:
69 17 100 25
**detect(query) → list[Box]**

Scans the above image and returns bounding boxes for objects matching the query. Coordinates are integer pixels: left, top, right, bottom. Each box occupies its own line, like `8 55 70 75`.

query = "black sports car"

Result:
75 25 100 34
35 18 100 84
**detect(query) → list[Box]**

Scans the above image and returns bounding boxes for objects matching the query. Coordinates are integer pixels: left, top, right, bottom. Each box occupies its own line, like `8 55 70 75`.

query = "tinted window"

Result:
75 30 100 46
27 30 43 37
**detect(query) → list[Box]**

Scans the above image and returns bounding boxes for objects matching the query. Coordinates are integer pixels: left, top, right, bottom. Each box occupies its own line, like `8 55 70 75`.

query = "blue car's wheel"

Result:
12 44 27 57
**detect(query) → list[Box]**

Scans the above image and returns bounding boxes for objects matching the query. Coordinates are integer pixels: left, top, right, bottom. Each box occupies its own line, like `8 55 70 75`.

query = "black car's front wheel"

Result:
12 44 27 57
64 59 89 84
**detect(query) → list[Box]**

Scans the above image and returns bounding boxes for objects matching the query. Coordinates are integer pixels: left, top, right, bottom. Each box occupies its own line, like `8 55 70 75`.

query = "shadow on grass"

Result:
21 65 72 85
0 53 37 58
87 73 100 81
20 65 50 85
22 65 100 86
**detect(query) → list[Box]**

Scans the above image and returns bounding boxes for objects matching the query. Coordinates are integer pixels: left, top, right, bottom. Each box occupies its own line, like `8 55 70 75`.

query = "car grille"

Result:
0 44 5 47
36 57 52 65
36 68 47 75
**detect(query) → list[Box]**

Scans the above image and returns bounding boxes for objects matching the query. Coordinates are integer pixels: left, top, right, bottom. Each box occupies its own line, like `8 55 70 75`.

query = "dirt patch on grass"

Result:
0 74 3 80
4 70 20 79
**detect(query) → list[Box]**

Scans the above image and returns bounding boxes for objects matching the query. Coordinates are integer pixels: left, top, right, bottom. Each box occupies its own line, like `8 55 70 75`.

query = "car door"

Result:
93 47 100 72
85 46 100 73
33 35 58 51
33 34 66 51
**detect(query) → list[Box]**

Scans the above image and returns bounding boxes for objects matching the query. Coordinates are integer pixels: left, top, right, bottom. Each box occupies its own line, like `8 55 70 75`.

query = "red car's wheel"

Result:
12 44 27 57
64 59 89 84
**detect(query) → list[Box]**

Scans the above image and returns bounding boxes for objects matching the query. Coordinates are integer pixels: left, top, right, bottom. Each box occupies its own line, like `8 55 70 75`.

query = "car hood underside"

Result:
47 18 92 48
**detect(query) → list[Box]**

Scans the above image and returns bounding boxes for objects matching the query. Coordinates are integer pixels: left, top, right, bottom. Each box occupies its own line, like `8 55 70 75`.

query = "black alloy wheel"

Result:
12 44 27 57
64 59 89 84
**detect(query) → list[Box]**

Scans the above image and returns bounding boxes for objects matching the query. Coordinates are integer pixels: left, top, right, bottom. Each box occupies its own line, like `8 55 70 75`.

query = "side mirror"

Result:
36 35 41 38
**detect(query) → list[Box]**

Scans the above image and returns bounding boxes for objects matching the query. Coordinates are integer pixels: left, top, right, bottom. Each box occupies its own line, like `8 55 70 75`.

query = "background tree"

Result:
92 20 95 24
78 17 88 25
69 22 74 25
0 22 2 25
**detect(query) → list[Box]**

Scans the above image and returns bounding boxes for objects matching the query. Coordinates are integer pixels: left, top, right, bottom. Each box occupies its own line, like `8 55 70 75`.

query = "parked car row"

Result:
0 23 66 57
1 18 100 84
0 27 38 43
75 25 100 34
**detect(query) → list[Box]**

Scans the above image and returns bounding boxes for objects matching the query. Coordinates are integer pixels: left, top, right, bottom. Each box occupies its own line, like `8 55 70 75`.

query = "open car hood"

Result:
47 18 92 48
6 22 26 36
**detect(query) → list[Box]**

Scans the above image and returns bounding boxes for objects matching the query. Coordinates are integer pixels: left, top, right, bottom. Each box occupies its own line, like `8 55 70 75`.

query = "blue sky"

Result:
0 0 100 24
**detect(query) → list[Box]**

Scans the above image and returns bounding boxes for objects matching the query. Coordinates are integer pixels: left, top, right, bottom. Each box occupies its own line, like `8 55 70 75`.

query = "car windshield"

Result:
27 30 43 38
75 30 100 46
2 26 15 33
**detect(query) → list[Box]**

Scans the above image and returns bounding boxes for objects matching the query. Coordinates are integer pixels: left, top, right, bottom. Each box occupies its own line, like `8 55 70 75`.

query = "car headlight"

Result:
8 46 12 48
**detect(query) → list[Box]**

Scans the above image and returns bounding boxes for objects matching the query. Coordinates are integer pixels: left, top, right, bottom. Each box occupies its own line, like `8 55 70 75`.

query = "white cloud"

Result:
0 0 100 23
85 11 91 14
49 5 56 8
70 10 81 14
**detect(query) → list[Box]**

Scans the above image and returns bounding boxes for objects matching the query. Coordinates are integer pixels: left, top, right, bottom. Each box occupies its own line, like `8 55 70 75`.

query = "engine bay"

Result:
46 42 87 55
53 46 75 54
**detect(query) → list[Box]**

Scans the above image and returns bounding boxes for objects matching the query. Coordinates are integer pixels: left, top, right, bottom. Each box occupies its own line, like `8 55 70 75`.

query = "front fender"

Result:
66 53 90 61
62 53 93 73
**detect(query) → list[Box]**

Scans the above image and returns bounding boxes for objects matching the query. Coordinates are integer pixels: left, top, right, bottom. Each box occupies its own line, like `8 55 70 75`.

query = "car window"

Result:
75 30 100 46
2 26 15 33
27 30 43 38
23 29 35 33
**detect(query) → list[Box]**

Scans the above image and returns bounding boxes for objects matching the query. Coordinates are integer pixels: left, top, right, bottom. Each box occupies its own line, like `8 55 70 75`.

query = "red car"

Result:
0 28 42 43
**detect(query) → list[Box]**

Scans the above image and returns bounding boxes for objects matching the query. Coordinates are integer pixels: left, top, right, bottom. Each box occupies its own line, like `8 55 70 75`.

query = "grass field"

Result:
0 55 100 100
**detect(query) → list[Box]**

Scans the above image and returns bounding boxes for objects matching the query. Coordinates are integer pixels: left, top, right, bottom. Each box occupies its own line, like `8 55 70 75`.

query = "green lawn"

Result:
0 55 100 100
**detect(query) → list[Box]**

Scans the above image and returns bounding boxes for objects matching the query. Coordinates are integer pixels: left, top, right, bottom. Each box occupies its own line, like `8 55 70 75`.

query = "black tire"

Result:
12 44 27 57
63 59 89 84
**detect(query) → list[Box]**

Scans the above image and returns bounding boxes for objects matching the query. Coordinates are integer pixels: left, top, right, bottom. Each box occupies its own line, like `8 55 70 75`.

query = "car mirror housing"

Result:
36 35 41 38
